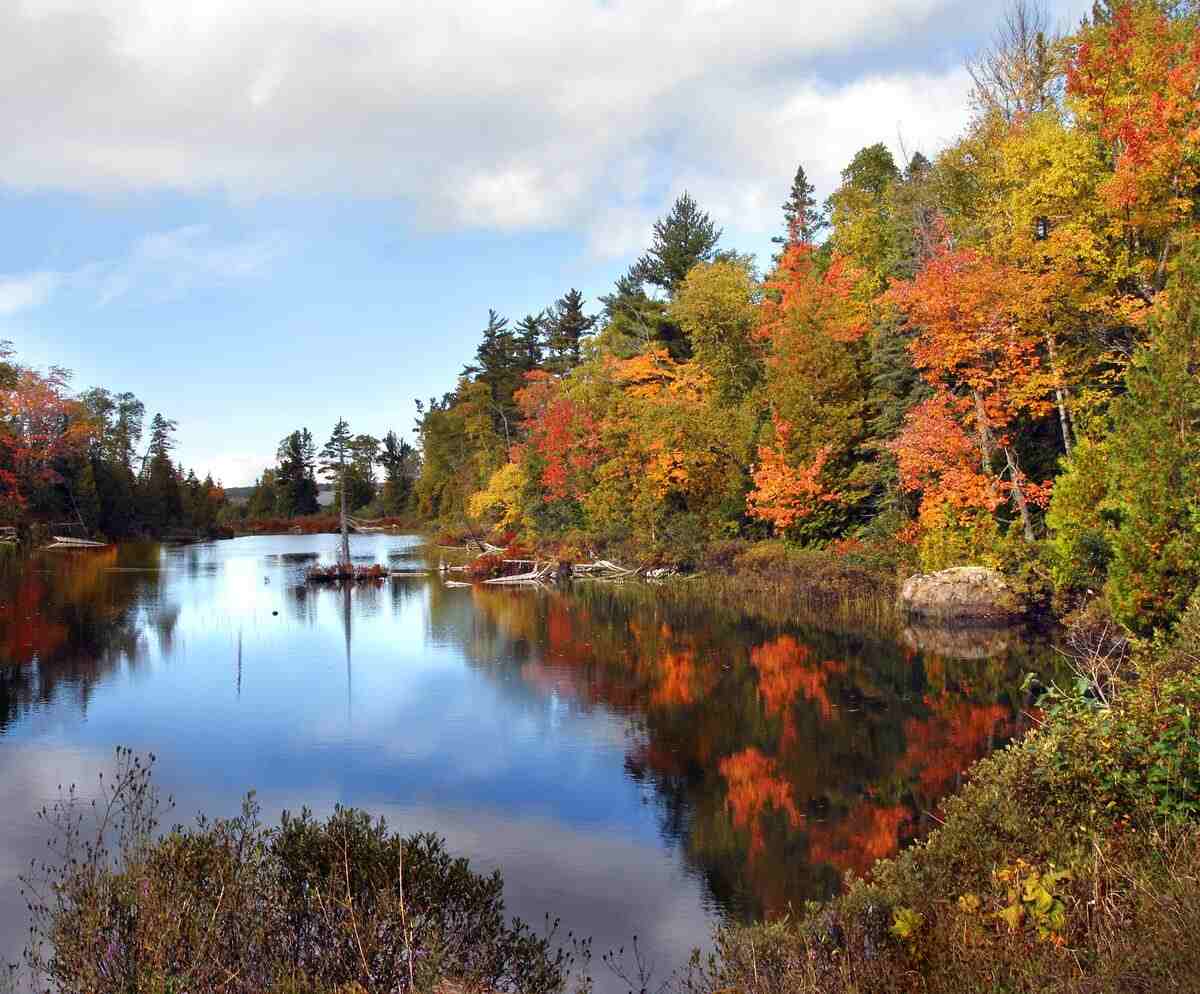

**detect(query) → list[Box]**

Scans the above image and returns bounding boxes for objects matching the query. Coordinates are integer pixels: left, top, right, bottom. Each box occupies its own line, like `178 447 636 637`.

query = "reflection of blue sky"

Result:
0 536 710 988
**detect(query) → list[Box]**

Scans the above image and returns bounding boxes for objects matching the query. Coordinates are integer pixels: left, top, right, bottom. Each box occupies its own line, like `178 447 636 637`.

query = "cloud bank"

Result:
3 0 1014 252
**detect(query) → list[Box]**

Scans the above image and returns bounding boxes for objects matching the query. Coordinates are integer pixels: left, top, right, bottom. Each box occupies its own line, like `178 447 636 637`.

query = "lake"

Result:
0 535 1051 989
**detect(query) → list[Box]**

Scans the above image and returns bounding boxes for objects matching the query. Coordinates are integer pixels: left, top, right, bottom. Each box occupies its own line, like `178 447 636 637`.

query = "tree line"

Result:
0 349 227 539
415 0 1200 634
237 420 419 523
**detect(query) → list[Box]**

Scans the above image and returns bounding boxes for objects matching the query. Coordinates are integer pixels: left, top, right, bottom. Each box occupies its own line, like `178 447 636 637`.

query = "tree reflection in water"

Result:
0 545 165 733
456 582 1052 921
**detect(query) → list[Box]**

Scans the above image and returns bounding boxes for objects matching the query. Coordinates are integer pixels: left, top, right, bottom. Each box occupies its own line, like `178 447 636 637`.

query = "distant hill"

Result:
225 483 335 507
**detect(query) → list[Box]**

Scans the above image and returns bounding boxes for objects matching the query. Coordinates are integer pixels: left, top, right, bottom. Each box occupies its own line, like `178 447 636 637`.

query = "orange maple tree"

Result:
887 244 1054 541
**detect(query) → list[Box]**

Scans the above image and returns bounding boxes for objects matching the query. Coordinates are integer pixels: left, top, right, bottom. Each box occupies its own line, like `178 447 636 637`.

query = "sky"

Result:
0 0 1093 486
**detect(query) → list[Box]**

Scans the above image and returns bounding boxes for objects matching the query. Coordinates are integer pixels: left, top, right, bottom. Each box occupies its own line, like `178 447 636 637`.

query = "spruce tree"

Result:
514 313 546 372
276 429 319 517
321 418 354 563
544 289 596 374
773 162 826 246
630 191 722 295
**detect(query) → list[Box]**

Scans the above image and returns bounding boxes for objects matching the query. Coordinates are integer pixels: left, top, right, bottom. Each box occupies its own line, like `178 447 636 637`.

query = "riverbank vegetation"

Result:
415 0 1200 638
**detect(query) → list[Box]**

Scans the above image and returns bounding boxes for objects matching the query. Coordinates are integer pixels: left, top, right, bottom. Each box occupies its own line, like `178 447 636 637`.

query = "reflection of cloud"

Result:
261 797 717 991
0 744 714 994
0 744 114 968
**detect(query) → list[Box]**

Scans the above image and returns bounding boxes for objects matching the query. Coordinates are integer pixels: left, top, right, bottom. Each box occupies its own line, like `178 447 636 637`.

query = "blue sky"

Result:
1 0 1090 486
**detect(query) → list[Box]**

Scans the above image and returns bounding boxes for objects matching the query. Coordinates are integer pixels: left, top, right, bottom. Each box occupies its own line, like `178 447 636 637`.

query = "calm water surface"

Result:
0 535 1051 988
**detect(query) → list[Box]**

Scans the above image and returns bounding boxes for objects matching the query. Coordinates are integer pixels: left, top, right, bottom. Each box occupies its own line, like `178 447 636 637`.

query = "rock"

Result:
898 566 1021 622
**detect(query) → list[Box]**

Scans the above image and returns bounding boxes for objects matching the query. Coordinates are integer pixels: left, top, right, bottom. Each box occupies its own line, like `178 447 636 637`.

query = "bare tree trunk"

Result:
972 390 997 468
339 455 351 566
1004 446 1037 541
1044 331 1074 458
973 389 1036 541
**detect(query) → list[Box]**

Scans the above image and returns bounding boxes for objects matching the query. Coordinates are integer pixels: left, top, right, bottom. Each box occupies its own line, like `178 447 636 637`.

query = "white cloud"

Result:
0 0 1030 253
0 271 61 316
0 225 287 314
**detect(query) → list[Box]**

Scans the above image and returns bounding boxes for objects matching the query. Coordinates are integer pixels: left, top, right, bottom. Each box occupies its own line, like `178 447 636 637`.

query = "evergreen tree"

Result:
247 470 279 519
321 418 354 563
140 413 181 531
630 191 722 295
1101 244 1200 633
514 313 546 373
380 430 417 513
773 162 826 246
544 289 596 374
275 429 319 518
464 310 523 436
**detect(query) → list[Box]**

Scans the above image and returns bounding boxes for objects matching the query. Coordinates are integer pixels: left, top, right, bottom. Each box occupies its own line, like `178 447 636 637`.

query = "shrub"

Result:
20 751 572 994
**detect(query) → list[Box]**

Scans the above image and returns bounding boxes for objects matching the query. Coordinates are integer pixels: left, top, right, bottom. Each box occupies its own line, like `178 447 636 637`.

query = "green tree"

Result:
544 289 596 374
669 260 762 402
140 413 182 532
514 313 546 373
321 418 354 563
275 429 319 518
630 191 722 295
380 430 418 514
773 162 826 247
1101 245 1200 633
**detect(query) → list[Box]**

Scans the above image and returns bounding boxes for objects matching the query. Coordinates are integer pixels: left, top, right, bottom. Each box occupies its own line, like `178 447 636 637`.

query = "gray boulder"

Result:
898 566 1021 622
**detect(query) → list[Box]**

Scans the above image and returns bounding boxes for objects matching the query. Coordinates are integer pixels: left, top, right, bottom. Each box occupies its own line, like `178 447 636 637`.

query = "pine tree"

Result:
380 430 417 513
321 418 354 564
773 162 826 246
140 413 181 531
514 313 546 373
275 429 319 517
544 289 596 374
630 191 722 295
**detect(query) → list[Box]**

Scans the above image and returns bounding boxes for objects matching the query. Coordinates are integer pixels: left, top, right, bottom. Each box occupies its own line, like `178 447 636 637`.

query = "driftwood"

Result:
44 536 108 550
483 562 554 584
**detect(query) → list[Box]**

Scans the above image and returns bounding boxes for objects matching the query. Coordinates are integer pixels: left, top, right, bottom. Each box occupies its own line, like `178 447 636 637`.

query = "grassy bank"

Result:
685 598 1200 994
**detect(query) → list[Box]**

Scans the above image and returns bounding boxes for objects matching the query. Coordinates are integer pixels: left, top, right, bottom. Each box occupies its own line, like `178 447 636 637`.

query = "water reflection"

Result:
456 584 1046 918
0 536 1056 983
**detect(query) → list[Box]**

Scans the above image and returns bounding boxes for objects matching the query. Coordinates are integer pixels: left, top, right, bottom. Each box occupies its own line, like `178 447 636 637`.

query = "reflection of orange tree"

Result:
461 584 1047 920
0 572 68 665
0 546 157 731
896 693 1012 808
806 799 911 877
719 747 802 855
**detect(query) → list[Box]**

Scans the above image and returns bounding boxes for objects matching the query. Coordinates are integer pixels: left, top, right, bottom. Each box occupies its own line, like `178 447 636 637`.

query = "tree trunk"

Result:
339 455 351 566
1003 446 1037 542
1044 331 1074 458
973 389 1036 541
972 390 997 468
